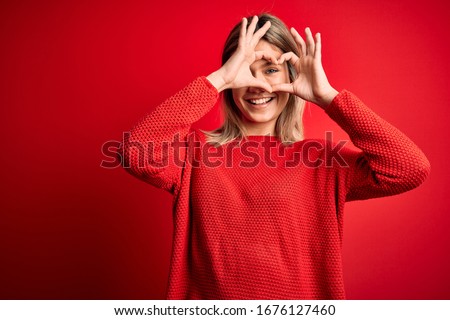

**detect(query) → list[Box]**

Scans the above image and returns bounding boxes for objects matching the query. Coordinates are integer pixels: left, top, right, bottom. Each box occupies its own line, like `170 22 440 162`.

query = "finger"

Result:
249 78 273 93
277 51 300 66
271 83 295 94
314 32 322 59
290 27 306 57
250 21 271 47
305 27 315 56
238 18 248 47
246 16 258 42
255 50 278 65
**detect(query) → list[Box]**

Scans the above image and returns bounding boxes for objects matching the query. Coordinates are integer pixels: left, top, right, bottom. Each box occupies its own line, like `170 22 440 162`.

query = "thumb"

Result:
272 83 294 94
248 78 273 93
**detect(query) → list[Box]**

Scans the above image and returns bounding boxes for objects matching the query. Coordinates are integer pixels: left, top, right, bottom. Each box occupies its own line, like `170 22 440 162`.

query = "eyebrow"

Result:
252 60 278 68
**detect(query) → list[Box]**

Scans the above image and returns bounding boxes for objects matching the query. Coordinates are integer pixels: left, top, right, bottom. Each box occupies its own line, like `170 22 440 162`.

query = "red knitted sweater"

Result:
121 77 430 299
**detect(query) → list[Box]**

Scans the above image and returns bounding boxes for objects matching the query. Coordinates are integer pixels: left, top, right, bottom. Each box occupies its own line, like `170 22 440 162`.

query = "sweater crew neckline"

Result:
240 135 281 142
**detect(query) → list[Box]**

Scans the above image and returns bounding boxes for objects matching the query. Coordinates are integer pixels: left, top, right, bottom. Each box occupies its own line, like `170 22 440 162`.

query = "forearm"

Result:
120 76 218 190
326 90 430 199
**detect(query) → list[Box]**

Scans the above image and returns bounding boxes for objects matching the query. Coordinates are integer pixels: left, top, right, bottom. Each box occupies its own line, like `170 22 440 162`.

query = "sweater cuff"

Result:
323 89 353 115
201 76 220 95
323 89 369 138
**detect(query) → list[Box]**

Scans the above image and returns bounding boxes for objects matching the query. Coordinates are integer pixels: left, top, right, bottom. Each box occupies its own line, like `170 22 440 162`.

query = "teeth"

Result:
249 97 272 105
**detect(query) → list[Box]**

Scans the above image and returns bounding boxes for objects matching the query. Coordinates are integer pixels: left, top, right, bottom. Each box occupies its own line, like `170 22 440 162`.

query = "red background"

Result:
1 0 449 299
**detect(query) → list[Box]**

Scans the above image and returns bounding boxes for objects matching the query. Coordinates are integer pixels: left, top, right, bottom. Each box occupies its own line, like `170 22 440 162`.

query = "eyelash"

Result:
265 68 279 74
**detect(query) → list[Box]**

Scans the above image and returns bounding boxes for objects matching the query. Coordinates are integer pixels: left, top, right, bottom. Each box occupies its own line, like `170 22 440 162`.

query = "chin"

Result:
245 112 278 124
240 97 283 123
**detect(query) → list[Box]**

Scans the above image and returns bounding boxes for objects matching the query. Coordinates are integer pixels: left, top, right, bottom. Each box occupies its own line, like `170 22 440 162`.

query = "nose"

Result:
248 86 265 93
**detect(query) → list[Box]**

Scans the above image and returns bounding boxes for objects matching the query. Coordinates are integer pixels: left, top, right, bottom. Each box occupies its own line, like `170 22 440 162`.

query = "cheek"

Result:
232 89 245 107
278 93 290 109
267 69 290 86
276 69 290 108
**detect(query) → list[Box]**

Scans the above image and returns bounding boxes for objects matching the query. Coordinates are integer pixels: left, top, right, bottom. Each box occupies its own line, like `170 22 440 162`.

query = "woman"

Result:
120 14 430 299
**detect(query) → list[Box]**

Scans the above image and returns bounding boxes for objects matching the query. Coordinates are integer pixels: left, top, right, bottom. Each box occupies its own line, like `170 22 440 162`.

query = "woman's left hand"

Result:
272 27 339 109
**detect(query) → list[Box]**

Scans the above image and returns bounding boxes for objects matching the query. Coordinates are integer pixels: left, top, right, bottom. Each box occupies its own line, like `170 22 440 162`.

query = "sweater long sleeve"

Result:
121 77 218 193
120 77 430 299
325 90 430 201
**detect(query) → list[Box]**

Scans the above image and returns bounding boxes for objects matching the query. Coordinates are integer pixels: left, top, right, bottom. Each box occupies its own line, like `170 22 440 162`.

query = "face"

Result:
232 40 290 136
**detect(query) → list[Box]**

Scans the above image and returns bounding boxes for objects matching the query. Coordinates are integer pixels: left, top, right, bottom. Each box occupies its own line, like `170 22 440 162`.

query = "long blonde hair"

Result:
204 13 305 145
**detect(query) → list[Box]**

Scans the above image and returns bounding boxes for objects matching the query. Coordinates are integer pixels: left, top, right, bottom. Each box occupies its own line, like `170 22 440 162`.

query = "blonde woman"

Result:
120 14 430 299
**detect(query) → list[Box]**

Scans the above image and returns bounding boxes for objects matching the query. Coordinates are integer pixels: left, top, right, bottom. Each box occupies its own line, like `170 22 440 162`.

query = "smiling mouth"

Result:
246 97 274 105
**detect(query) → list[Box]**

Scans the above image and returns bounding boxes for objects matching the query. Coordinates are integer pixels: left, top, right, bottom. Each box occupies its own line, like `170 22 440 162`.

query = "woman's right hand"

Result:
206 16 274 93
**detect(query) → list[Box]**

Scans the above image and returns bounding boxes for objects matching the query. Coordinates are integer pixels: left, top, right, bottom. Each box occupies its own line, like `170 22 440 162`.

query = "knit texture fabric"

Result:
121 77 430 299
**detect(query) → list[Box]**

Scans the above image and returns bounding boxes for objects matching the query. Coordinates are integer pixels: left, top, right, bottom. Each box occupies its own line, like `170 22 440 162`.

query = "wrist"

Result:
206 70 229 92
316 88 339 109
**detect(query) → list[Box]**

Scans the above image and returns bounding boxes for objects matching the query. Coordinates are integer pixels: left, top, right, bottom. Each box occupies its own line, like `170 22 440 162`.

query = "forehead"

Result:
255 40 283 56
251 40 284 70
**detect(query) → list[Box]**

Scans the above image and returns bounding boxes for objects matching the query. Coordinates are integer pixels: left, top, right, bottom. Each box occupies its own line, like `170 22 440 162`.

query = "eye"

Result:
265 68 279 74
